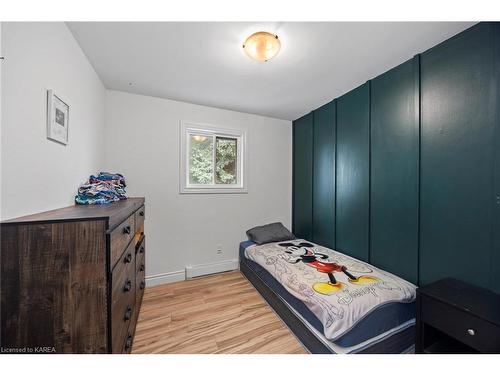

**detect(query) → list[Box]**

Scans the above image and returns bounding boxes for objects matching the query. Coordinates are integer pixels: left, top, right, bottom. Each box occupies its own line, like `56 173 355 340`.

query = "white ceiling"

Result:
67 22 475 120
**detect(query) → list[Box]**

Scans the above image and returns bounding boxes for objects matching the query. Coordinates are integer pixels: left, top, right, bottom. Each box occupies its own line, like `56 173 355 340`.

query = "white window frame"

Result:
180 121 247 194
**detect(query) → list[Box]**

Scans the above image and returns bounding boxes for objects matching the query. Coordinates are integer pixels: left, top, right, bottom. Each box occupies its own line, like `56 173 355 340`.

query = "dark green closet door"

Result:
370 58 419 284
492 23 500 293
312 101 336 248
336 84 370 261
293 113 313 240
420 23 499 292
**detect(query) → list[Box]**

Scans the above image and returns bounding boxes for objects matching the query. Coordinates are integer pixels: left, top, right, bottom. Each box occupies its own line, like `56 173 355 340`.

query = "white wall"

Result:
0 23 292 285
0 22 106 219
105 90 292 283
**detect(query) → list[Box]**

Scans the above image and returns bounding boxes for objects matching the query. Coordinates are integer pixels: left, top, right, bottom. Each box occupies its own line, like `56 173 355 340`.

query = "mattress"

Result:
239 240 416 351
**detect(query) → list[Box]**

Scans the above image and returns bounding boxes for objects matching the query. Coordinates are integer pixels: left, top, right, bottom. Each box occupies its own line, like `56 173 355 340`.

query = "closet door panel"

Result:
336 84 370 261
492 23 500 293
370 58 419 284
293 113 313 240
312 101 336 248
420 23 498 291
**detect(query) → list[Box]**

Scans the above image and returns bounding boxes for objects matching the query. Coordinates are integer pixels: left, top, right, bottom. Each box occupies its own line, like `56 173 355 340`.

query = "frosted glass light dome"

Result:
243 32 281 62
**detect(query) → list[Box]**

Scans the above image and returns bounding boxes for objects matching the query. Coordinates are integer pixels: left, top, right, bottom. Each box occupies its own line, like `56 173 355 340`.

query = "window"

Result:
180 122 247 193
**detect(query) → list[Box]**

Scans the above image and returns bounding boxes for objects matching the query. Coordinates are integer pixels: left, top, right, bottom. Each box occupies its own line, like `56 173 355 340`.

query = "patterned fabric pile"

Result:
75 172 127 205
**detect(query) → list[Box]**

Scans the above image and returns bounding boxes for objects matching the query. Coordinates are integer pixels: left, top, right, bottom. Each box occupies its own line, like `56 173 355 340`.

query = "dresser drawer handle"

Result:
124 253 132 263
124 306 132 321
139 264 145 272
123 226 131 235
467 329 475 336
139 246 145 254
123 279 132 292
140 281 145 290
139 211 145 217
125 334 133 350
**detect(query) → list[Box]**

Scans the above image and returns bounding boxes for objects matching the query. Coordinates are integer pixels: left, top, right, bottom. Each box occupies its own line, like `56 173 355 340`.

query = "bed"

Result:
239 240 416 354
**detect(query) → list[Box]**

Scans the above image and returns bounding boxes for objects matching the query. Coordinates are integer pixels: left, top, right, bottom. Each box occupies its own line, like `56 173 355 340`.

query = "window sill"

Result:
180 186 248 194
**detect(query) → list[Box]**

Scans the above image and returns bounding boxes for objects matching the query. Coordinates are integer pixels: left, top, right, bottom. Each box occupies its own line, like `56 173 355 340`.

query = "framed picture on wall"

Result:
46 89 69 145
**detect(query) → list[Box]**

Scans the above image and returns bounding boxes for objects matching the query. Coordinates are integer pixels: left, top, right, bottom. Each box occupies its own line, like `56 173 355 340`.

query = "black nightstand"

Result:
416 278 500 354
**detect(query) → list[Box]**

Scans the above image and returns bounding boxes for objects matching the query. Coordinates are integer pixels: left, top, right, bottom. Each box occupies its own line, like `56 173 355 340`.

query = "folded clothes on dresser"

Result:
75 172 127 205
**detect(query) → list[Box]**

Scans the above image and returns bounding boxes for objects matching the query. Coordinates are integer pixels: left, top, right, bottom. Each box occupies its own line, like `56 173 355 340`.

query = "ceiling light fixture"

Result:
242 31 281 62
192 135 207 142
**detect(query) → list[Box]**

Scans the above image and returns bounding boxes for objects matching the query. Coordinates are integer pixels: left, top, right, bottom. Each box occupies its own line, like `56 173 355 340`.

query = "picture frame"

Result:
46 89 69 145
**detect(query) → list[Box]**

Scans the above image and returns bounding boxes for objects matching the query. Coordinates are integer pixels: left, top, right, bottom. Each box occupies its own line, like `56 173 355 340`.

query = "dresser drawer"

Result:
122 330 135 354
136 268 146 310
136 236 146 275
110 214 135 268
135 205 145 235
136 236 146 309
110 240 136 353
421 294 500 353
111 296 135 354
111 239 136 296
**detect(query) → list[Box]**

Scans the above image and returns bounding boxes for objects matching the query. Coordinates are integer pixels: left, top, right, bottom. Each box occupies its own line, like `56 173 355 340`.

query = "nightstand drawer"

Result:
421 295 500 353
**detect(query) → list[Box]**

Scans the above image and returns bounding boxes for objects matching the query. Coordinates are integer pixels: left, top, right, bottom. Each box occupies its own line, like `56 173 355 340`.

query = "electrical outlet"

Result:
216 244 223 255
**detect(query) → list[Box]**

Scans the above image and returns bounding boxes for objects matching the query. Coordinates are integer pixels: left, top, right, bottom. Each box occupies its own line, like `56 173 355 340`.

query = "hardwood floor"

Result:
132 271 307 354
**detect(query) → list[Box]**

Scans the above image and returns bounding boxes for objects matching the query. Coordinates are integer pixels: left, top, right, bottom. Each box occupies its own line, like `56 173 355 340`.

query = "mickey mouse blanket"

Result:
244 240 416 341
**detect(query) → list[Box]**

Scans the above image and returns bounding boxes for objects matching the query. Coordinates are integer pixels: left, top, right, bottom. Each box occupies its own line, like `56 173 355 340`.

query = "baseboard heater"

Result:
185 259 239 279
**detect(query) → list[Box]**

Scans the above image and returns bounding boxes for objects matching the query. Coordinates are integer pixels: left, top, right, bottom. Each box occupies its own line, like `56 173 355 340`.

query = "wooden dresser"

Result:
0 197 146 353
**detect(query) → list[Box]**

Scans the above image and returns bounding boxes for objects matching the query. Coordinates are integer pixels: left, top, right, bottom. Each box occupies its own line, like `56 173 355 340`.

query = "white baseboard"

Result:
145 270 185 287
145 259 239 287
185 259 239 279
